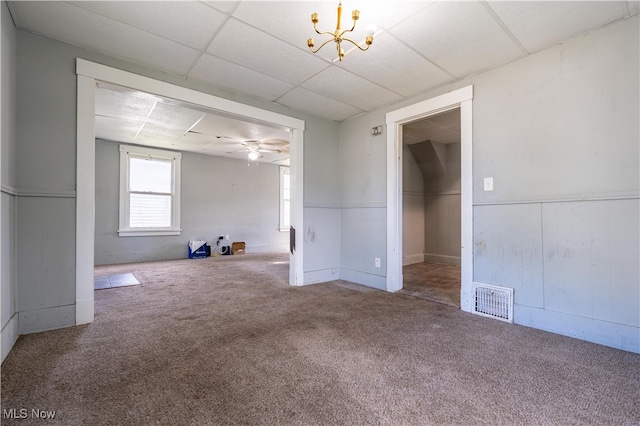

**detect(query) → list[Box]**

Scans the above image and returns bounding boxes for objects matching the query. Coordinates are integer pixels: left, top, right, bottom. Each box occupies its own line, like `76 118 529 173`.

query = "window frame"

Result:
118 144 182 237
279 166 290 232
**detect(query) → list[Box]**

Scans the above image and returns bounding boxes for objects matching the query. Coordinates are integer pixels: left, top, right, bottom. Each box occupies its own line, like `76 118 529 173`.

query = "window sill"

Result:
118 228 182 237
278 227 290 232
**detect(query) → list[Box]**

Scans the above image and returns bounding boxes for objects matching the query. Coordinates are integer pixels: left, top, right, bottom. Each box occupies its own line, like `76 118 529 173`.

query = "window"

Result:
119 145 181 236
279 166 290 231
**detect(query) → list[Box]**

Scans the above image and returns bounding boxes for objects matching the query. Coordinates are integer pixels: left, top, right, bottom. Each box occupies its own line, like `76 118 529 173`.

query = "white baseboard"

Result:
304 268 339 285
1 313 19 363
18 305 75 334
403 253 424 266
424 253 461 266
340 268 387 291
515 305 639 354
76 298 94 325
246 243 289 254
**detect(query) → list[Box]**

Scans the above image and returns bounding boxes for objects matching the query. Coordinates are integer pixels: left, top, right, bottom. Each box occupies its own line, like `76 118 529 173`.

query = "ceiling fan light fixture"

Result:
248 150 260 161
307 1 374 61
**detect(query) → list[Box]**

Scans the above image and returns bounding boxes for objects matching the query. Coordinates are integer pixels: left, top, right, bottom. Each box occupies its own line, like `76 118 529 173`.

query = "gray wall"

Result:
1 0 18 361
402 140 461 266
95 140 289 264
14 29 340 335
402 146 424 266
339 114 388 289
303 118 341 283
339 16 639 352
424 142 461 265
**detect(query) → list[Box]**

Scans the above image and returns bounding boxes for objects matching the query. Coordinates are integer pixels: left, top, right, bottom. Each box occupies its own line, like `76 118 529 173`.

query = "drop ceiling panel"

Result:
422 109 461 130
277 87 363 122
135 124 185 145
10 2 201 75
422 128 460 145
190 113 246 138
302 66 403 110
189 54 295 102
95 116 142 143
487 1 628 53
95 87 157 121
232 1 325 50
232 1 428 63
179 131 221 148
207 18 330 85
190 112 289 143
10 0 638 128
389 1 525 78
145 102 204 131
232 121 286 142
203 1 241 15
71 1 228 50
403 109 461 145
340 32 453 97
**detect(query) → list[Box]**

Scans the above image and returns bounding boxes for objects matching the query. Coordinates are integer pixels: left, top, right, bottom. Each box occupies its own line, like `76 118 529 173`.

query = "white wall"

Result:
1 0 18 362
339 16 639 353
95 140 289 264
14 30 340 336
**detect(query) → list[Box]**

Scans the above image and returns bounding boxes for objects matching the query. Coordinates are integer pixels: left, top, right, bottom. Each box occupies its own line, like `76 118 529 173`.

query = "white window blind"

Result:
119 145 181 237
129 158 172 228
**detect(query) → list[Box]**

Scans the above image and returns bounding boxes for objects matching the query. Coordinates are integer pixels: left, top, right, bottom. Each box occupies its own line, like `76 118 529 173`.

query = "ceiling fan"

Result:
241 139 290 161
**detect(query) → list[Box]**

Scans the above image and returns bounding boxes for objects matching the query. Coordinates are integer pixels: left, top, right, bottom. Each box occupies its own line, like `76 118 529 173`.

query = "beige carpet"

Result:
2 252 638 425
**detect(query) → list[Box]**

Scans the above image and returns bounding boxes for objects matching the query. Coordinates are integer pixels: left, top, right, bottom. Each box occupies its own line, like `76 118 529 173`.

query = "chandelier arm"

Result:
314 23 335 37
315 29 336 37
336 22 357 40
341 37 372 52
309 38 337 54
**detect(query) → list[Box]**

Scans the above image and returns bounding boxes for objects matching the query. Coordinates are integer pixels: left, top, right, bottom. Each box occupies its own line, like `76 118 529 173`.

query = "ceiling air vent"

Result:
472 283 514 323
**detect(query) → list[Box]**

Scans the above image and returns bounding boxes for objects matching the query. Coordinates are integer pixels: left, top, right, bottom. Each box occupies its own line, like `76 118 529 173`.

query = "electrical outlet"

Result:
375 257 381 268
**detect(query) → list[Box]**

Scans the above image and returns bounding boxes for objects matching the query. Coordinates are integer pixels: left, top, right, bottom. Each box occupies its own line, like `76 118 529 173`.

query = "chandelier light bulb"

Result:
248 150 259 161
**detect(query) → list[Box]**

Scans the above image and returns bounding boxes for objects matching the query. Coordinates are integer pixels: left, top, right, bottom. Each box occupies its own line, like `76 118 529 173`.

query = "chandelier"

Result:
307 1 374 61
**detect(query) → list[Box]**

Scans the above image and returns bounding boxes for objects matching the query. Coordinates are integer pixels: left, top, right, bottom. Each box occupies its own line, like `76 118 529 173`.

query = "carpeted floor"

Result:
1 252 638 425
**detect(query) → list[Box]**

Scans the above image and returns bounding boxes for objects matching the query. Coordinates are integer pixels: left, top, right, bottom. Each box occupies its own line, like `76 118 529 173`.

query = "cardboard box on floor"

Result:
231 242 245 255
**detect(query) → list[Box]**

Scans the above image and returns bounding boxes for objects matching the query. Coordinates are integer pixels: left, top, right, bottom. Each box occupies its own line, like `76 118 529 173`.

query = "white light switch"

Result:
484 177 494 191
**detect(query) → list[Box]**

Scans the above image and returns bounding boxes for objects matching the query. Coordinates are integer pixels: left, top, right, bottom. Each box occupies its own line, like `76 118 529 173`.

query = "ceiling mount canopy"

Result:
307 1 374 61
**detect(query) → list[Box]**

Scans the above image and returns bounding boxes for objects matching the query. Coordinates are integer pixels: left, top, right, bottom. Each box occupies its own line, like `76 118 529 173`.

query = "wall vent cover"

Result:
472 283 514 323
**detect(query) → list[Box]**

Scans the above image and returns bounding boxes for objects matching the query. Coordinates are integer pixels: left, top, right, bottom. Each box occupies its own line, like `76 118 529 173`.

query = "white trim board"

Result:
385 86 474 313
1 313 19 363
76 59 307 326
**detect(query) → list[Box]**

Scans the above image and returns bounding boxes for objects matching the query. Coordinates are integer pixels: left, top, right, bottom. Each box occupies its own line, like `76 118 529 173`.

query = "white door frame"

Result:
75 59 306 325
385 86 474 312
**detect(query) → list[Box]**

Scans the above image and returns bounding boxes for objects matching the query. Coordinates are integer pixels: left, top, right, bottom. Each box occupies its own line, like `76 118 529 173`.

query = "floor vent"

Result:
472 283 514 323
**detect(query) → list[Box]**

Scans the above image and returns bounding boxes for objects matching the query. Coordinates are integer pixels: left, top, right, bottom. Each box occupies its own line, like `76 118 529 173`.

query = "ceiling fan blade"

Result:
260 138 289 147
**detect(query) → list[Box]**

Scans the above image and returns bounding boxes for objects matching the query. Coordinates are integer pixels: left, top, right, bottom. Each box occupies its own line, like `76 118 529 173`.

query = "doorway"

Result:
385 86 473 313
75 59 305 325
399 108 461 307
